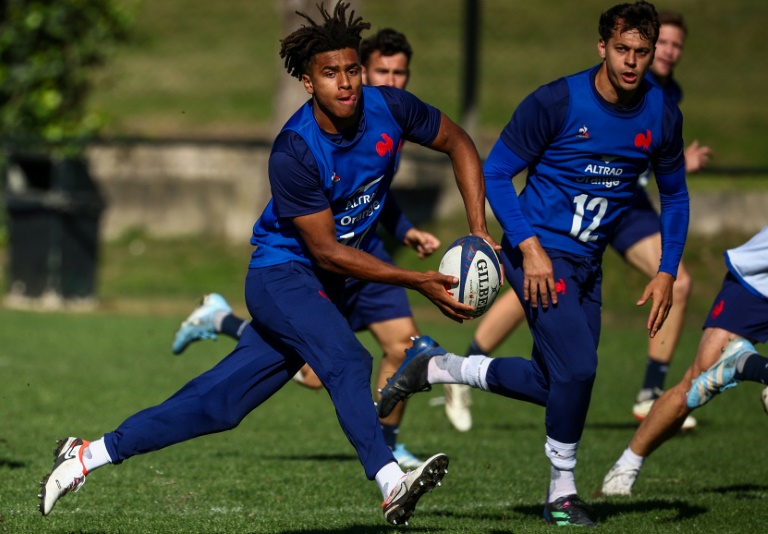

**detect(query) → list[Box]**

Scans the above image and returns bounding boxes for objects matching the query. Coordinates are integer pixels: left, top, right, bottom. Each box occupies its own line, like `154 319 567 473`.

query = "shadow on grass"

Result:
277 526 443 534
262 453 358 462
0 457 25 469
514 498 707 523
704 483 768 499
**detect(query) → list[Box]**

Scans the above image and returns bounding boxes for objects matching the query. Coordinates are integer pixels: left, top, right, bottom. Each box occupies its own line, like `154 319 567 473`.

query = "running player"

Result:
377 1 689 526
170 28 439 470
38 2 495 525
602 226 768 496
449 9 711 433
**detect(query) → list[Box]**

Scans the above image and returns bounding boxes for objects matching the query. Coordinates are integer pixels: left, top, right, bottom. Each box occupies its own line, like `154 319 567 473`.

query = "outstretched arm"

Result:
293 207 474 322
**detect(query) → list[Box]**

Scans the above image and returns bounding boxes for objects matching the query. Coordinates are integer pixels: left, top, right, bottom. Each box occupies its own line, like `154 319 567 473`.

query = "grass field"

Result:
1 231 767 532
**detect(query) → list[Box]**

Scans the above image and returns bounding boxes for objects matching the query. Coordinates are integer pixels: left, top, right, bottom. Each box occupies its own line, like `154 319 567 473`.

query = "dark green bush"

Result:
0 0 134 152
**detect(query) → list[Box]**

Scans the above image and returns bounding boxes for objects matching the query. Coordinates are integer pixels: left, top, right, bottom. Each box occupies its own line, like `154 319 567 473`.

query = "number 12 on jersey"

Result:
569 194 607 243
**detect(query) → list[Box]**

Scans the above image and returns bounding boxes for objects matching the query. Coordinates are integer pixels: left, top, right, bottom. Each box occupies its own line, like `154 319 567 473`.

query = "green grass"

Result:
1 230 767 532
90 0 768 167
1 312 766 533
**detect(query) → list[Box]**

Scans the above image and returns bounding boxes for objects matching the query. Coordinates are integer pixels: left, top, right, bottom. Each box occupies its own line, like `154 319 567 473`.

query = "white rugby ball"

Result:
761 386 768 415
438 235 501 317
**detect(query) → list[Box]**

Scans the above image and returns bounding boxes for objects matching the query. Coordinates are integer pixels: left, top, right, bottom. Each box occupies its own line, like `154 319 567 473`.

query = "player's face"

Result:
651 24 685 80
363 51 409 90
597 26 655 104
302 47 363 133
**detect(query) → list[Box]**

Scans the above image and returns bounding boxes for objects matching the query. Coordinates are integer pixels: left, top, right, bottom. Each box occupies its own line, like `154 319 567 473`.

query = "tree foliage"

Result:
0 0 134 151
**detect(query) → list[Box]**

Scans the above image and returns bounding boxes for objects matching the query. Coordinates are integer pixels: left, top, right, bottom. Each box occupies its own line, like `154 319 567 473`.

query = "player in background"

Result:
169 28 441 470
378 2 689 526
447 9 711 433
602 226 768 496
38 3 497 525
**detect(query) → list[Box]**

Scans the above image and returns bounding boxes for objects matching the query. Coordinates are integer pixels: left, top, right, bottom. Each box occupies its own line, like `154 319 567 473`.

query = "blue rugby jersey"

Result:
485 65 689 275
250 86 439 268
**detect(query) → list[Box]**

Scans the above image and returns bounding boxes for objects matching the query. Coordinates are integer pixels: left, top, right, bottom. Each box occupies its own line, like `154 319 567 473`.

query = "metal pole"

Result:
461 0 480 137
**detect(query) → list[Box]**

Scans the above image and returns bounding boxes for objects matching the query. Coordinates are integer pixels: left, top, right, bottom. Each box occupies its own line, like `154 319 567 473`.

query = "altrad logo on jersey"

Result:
340 176 384 226
579 155 622 188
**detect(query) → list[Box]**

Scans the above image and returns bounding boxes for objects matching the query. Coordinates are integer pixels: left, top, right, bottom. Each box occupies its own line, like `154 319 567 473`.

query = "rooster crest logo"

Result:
634 129 652 151
711 299 725 319
555 278 567 294
376 133 394 157
577 125 590 139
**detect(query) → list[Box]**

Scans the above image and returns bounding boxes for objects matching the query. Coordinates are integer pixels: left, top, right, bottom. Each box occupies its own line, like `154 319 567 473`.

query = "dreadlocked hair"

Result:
280 1 371 80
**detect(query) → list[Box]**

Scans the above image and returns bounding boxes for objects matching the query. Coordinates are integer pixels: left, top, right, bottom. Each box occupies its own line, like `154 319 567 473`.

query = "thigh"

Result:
610 192 661 258
502 244 600 383
245 263 372 385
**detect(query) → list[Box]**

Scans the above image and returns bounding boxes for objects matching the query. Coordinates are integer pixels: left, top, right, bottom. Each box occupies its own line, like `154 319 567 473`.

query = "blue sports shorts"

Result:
703 271 768 343
609 190 661 256
343 240 412 332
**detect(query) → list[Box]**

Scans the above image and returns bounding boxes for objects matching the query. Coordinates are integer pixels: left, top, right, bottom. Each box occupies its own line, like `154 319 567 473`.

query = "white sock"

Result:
460 355 492 390
548 466 577 502
617 447 645 470
545 437 579 502
375 461 405 500
82 438 113 473
427 353 463 383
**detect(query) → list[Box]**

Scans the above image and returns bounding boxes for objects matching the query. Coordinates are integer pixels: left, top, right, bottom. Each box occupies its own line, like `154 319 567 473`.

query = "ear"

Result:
302 73 314 95
597 39 606 60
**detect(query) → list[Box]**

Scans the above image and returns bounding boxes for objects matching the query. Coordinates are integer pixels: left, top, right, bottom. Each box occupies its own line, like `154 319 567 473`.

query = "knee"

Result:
673 267 693 302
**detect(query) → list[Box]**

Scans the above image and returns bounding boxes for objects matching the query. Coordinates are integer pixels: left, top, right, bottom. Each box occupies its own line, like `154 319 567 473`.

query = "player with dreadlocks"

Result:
170 27 439 471
38 2 495 525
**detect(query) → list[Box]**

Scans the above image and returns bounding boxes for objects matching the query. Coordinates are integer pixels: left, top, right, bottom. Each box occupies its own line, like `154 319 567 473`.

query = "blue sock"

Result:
221 313 248 340
734 353 768 384
381 424 399 450
641 357 669 392
465 338 488 357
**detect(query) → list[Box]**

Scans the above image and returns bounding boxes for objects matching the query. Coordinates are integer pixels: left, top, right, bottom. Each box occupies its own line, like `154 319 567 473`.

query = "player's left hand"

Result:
637 272 675 338
403 228 440 259
471 230 505 285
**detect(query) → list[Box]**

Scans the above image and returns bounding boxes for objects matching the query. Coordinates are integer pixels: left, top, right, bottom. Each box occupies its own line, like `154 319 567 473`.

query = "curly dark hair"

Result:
598 1 660 45
359 28 413 67
279 1 371 80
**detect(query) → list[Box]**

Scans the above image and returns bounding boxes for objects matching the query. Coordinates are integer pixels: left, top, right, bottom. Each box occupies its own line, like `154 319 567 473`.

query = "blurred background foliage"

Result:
0 0 134 150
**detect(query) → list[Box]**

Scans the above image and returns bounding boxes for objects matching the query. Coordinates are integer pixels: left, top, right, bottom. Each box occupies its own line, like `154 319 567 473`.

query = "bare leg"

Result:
624 233 692 366
629 327 733 457
369 317 421 426
471 289 527 354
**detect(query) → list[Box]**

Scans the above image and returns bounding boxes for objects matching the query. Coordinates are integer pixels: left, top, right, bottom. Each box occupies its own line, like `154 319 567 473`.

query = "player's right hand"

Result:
518 236 557 308
416 271 475 322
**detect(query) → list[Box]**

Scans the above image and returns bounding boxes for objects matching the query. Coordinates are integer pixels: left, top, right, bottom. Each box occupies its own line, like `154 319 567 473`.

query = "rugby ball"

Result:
761 386 768 415
438 235 501 317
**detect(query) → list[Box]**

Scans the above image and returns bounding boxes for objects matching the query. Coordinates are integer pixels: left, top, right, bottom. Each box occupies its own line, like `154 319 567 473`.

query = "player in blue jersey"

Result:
38 3 496 525
170 28 440 470
446 10 711 434
602 226 768 496
377 1 689 526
